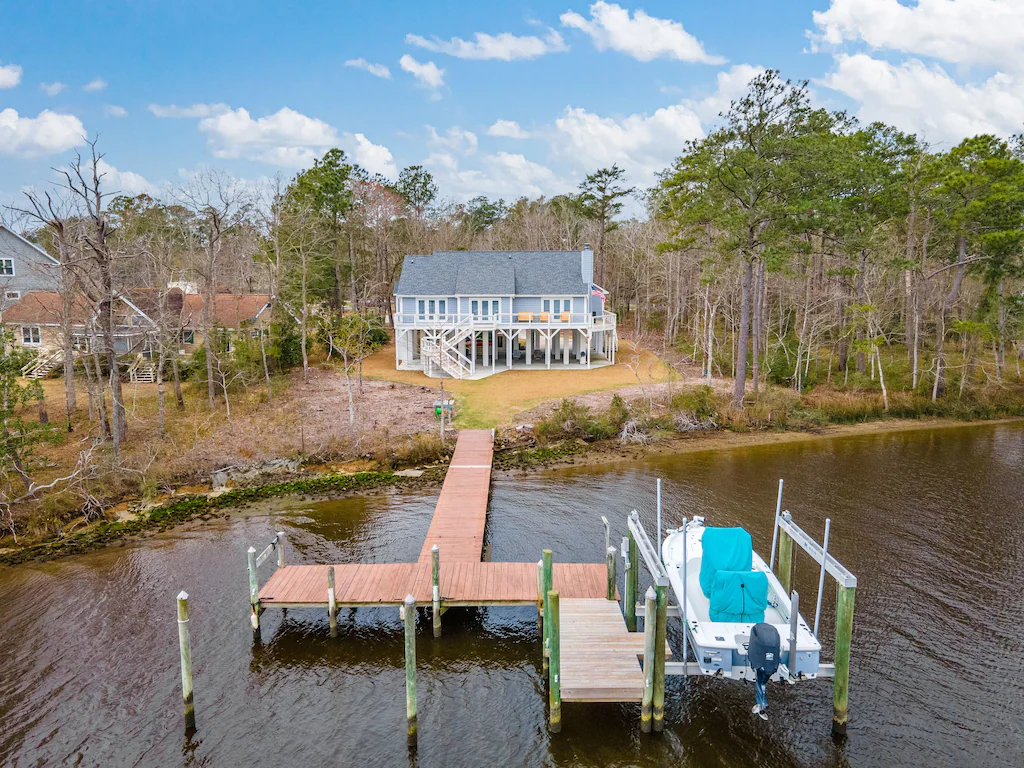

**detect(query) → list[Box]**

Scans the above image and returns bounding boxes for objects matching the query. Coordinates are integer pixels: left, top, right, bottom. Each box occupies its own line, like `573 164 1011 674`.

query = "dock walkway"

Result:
255 429 651 705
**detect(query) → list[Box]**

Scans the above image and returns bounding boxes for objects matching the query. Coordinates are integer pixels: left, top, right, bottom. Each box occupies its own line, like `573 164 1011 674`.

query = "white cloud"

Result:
552 103 704 185
811 0 1024 70
0 62 22 89
820 53 1024 144
0 109 86 157
685 64 765 122
148 103 231 118
345 58 392 79
425 150 562 200
405 29 567 60
487 119 534 139
400 54 445 91
40 81 66 96
427 125 478 155
97 159 152 196
351 133 398 178
104 105 128 118
560 2 724 64
83 77 107 92
198 106 339 167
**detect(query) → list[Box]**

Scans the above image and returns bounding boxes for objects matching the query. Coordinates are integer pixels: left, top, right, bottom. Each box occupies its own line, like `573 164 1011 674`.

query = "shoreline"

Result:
2 415 1020 566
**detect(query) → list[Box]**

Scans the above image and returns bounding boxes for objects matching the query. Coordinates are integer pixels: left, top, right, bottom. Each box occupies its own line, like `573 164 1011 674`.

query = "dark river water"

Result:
2 422 1023 767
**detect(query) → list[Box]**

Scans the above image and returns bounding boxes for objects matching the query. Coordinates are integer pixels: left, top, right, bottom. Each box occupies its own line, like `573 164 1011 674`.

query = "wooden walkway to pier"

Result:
255 429 652 704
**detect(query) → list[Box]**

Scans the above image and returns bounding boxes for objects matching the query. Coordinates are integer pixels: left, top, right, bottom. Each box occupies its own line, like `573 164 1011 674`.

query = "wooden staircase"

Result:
420 319 475 379
21 350 63 380
126 354 158 383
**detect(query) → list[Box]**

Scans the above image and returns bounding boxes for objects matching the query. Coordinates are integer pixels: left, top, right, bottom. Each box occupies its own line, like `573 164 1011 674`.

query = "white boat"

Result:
661 516 822 681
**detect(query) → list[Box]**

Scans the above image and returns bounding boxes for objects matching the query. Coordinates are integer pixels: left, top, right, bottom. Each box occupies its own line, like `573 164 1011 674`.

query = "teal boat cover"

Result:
709 570 768 623
699 527 753 597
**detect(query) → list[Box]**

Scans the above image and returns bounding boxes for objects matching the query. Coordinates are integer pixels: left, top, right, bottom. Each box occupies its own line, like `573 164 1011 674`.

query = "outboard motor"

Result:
748 622 781 720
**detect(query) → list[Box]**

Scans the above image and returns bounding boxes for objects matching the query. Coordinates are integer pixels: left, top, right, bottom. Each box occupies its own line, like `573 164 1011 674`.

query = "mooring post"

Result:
247 546 260 633
176 590 195 732
276 531 285 567
542 549 553 673
606 545 616 601
777 526 794 594
327 566 338 638
431 544 441 638
653 576 668 732
788 590 800 680
832 584 857 737
640 585 657 733
625 524 639 632
536 559 544 632
547 589 561 733
403 594 417 746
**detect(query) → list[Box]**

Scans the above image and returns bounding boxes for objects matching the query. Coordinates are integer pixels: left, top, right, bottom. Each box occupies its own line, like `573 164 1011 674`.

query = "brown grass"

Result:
360 339 680 428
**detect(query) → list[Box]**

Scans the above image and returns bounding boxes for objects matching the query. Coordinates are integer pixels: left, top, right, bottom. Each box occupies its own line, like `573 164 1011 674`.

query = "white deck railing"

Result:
395 311 616 331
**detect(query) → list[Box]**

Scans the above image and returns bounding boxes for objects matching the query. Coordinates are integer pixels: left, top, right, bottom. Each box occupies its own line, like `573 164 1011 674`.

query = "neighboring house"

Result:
392 248 617 379
2 287 272 377
2 291 156 377
0 225 61 310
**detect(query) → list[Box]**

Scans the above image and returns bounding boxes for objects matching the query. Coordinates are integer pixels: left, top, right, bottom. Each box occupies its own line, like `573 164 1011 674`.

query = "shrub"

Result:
537 399 596 441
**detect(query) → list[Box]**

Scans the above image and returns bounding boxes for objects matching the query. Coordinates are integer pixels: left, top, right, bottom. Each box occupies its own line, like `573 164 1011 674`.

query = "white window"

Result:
439 299 446 316
5 290 20 301
428 299 436 317
22 325 41 345
418 300 425 319
0 259 13 276
471 300 479 317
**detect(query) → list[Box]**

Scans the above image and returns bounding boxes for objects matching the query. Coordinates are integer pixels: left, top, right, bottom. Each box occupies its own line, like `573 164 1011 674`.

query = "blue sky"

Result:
2 0 1022 206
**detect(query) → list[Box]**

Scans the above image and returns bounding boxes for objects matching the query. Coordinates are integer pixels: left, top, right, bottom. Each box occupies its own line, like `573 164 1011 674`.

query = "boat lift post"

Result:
773 499 858 737
656 479 662 562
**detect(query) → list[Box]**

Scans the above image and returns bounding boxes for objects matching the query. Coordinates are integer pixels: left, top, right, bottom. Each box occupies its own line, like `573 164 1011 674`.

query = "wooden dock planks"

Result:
260 561 609 606
418 429 494 564
558 598 671 703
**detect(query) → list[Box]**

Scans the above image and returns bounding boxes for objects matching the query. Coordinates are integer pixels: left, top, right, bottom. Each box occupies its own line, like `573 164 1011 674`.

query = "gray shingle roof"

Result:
394 251 588 296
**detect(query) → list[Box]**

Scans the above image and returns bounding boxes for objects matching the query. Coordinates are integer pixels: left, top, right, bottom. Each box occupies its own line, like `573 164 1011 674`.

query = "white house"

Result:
392 248 617 379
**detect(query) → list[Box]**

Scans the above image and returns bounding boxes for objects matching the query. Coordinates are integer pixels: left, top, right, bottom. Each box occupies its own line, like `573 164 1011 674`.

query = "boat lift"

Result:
621 479 859 736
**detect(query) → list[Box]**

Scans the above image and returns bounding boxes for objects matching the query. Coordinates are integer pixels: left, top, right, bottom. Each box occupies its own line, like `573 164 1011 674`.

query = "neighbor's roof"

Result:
181 293 271 329
2 291 108 325
393 250 588 296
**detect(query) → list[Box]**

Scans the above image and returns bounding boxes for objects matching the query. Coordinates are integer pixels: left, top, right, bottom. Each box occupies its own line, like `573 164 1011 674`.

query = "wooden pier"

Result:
250 428 662 724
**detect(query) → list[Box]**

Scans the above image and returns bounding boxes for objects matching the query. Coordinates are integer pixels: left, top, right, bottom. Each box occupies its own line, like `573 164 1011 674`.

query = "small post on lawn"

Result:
247 546 260 633
439 379 445 446
431 544 442 638
625 523 639 632
276 531 286 567
327 566 338 638
777 523 794 594
542 549 553 674
403 594 417 747
832 584 857 737
547 589 561 733
536 559 544 632
606 546 616 601
176 591 196 732
640 585 657 733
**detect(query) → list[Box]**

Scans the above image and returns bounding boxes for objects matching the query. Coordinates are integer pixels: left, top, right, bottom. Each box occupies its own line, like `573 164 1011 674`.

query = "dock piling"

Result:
832 584 856 737
653 577 668 732
431 544 441 638
640 585 657 733
403 594 417 746
547 589 561 733
542 549 553 673
777 525 794 594
176 590 196 732
788 590 800 680
327 566 338 638
276 531 285 567
606 546 616 600
625 521 639 632
536 559 544 631
246 546 260 632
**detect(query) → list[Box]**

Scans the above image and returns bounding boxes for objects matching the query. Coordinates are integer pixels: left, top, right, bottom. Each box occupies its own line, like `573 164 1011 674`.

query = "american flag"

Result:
591 285 606 299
